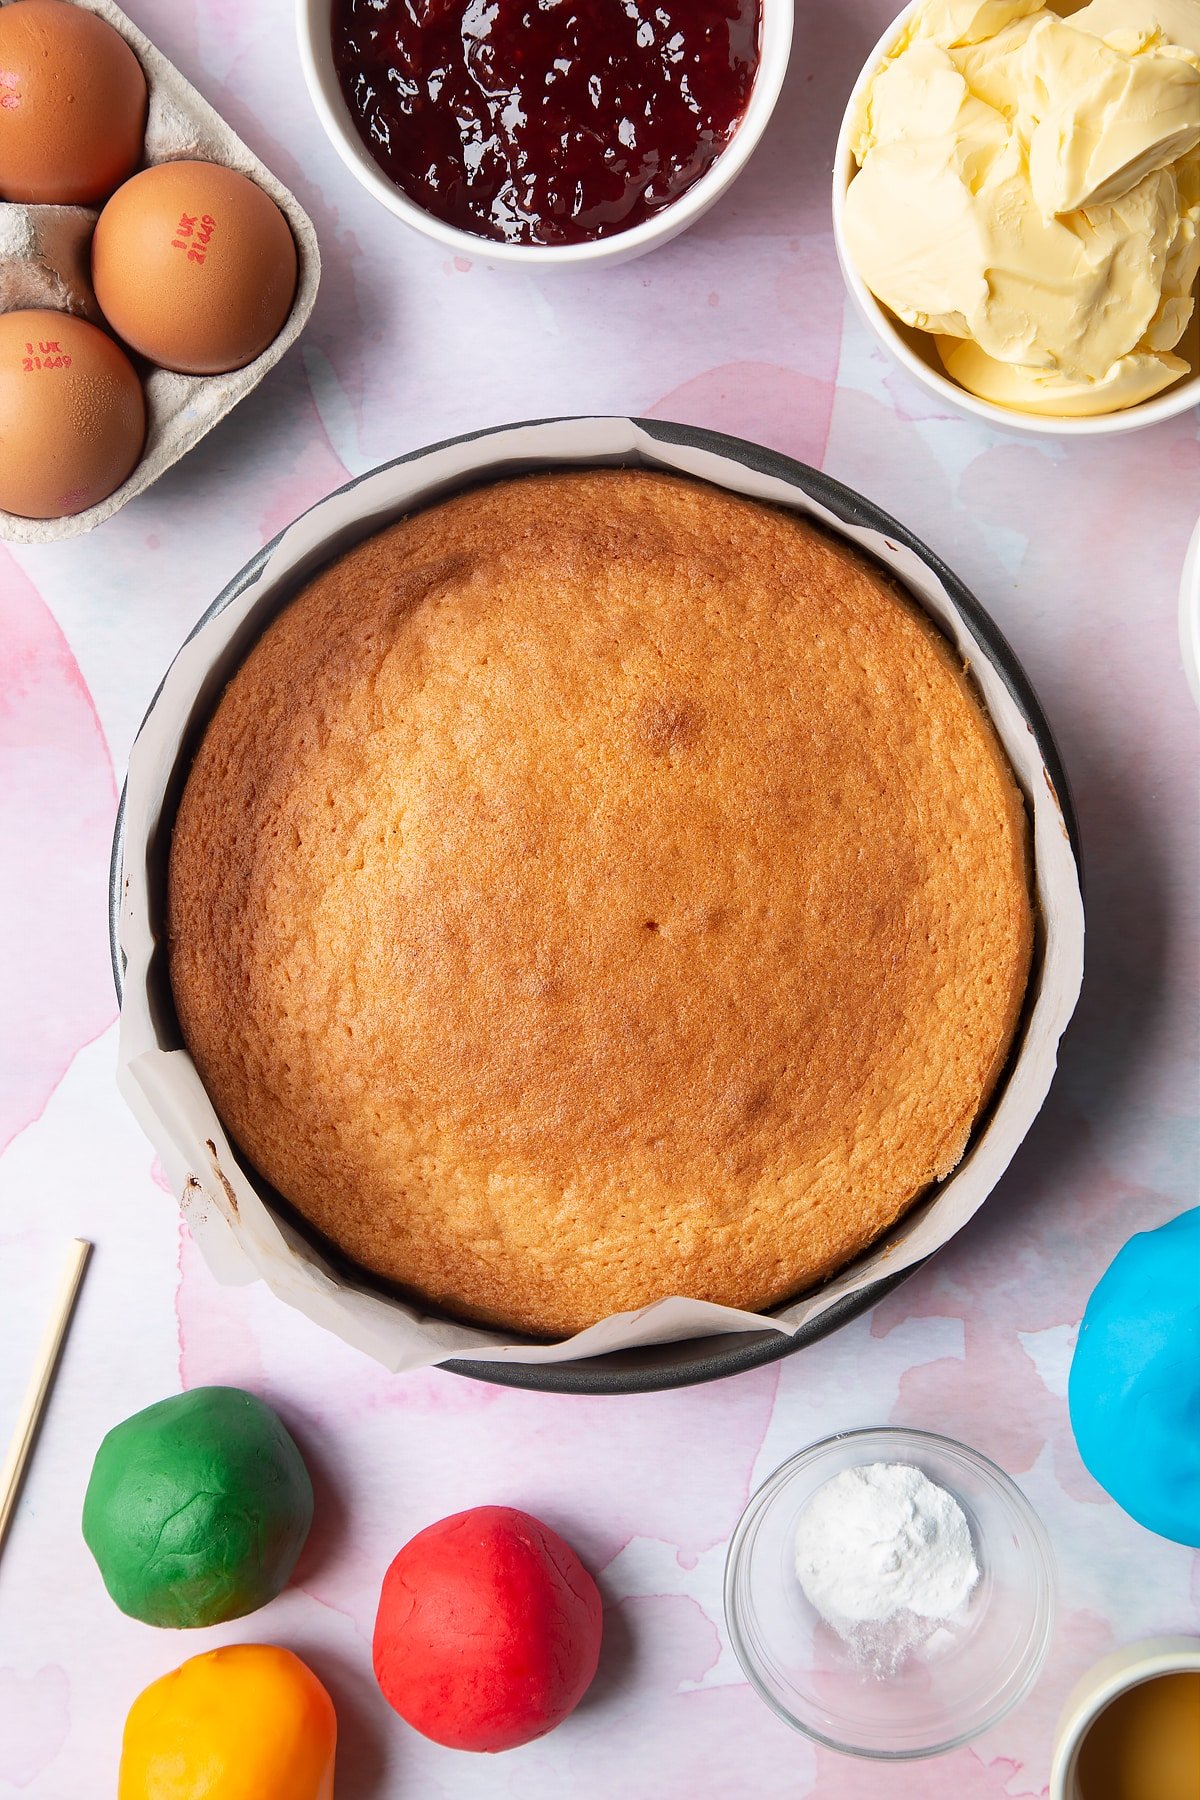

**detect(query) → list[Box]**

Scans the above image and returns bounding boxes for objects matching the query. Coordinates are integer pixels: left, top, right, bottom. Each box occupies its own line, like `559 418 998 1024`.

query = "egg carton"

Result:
0 0 321 543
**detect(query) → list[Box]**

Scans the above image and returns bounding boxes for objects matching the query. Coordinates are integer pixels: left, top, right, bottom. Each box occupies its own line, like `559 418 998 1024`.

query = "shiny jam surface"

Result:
331 0 762 247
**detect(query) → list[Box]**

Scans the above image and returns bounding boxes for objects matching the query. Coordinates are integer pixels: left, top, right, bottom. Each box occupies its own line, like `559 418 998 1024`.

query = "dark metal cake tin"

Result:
110 417 1081 1396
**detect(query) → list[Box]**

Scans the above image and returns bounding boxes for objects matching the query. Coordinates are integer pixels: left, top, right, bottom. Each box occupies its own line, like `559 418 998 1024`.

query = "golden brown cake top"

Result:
168 470 1033 1337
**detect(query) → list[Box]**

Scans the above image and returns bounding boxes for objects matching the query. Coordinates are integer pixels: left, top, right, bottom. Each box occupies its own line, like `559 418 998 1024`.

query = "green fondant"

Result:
81 1386 314 1628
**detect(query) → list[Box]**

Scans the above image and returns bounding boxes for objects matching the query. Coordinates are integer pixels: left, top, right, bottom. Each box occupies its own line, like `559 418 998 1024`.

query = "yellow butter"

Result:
1071 0 1200 57
937 334 1190 414
844 0 1200 415
1022 15 1200 214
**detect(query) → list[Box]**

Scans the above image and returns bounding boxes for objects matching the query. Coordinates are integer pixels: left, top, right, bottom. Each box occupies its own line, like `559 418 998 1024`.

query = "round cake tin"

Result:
832 3 1200 439
725 1427 1056 1758
296 0 794 268
110 416 1083 1394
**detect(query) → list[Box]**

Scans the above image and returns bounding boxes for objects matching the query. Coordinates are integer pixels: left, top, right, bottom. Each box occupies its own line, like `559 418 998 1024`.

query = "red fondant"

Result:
372 1505 603 1753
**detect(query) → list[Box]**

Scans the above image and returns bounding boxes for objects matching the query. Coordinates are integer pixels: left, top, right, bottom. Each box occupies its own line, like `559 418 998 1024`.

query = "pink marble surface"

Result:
1 2 1198 1794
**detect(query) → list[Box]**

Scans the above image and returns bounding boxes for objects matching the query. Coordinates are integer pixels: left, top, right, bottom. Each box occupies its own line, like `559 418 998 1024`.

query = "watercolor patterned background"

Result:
1 1 1198 1794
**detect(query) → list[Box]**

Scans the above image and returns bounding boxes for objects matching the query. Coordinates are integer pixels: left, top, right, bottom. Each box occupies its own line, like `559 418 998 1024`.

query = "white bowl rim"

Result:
830 0 1200 437
723 1424 1057 1761
296 0 794 265
1049 1636 1200 1799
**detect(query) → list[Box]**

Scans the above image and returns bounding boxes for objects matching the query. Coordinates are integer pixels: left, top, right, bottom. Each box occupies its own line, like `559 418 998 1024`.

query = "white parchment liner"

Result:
0 0 320 544
116 418 1085 1371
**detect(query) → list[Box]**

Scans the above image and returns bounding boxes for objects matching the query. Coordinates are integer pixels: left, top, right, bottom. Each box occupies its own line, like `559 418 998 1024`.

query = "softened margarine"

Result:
844 0 1200 416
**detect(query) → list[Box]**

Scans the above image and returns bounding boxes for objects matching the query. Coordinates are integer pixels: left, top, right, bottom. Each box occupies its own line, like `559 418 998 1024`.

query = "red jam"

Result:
330 0 762 248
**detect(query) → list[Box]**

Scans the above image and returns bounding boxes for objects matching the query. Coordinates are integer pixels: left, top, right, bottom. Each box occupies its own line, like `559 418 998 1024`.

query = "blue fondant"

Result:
1069 1208 1200 1548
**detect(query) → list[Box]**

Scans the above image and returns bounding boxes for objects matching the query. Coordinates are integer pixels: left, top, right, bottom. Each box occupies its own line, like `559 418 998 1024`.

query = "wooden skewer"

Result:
0 1238 92 1559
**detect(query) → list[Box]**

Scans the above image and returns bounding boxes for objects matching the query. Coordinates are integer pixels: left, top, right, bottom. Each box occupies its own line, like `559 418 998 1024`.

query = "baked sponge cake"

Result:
168 470 1033 1338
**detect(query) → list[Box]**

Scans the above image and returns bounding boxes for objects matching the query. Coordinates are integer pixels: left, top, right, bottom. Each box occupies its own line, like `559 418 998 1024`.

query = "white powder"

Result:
793 1461 979 1674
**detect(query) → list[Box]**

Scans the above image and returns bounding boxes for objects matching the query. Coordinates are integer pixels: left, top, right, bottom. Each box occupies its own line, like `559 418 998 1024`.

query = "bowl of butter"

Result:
832 0 1200 433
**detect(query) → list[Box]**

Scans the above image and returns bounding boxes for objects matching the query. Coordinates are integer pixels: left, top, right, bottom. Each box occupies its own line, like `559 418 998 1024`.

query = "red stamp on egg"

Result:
21 339 71 372
170 211 218 266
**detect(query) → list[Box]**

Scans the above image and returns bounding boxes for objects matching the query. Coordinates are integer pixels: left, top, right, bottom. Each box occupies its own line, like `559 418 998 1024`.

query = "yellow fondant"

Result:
118 1644 336 1800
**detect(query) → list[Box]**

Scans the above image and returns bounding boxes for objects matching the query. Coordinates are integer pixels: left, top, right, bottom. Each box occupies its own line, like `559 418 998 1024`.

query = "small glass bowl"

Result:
725 1427 1055 1759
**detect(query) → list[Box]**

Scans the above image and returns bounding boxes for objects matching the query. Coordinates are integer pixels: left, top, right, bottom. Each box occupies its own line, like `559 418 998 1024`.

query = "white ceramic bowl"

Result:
1181 518 1200 710
1049 1637 1200 1799
725 1428 1056 1759
296 0 793 266
831 2 1200 437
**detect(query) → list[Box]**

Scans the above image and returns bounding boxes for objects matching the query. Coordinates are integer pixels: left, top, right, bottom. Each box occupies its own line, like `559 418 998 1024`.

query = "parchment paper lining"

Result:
116 418 1085 1370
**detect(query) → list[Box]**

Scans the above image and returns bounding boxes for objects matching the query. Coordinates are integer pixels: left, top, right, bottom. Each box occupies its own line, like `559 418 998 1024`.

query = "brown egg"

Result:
92 162 299 376
0 0 147 205
0 309 145 518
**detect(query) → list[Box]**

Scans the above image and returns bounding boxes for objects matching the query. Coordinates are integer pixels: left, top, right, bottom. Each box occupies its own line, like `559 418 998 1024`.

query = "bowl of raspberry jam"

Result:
298 0 793 263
